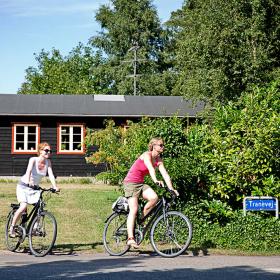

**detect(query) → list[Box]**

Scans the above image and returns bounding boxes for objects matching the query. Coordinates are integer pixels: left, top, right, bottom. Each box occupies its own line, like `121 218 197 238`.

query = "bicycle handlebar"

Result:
33 186 59 194
157 182 178 199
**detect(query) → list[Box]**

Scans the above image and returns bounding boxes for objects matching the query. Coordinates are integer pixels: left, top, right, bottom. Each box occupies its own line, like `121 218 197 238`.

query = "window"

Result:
12 123 40 154
57 124 85 154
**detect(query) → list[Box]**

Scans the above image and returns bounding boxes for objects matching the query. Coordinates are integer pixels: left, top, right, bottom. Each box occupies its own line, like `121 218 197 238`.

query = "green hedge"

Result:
85 82 280 238
185 208 280 252
85 82 280 209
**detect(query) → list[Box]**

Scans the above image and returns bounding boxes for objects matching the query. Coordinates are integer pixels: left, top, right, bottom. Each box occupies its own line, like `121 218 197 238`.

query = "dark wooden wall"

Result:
0 116 129 177
0 115 195 177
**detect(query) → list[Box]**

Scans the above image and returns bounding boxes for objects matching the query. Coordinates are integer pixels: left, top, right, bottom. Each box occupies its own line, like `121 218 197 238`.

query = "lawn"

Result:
0 182 122 254
2 182 276 256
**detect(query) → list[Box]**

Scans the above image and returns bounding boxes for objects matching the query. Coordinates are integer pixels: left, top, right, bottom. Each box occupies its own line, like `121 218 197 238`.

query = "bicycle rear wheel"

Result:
5 211 23 251
29 211 57 257
150 211 192 257
103 212 129 256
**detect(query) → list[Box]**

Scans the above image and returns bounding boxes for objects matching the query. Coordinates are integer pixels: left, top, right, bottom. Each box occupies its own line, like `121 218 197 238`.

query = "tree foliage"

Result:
85 82 280 211
19 0 174 95
19 44 111 94
171 0 280 104
18 0 280 102
89 0 173 95
205 82 280 206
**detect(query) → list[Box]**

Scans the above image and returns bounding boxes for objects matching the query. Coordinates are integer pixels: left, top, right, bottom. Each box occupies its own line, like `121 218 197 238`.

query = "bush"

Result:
203 81 280 207
85 82 280 219
186 208 280 252
85 117 190 187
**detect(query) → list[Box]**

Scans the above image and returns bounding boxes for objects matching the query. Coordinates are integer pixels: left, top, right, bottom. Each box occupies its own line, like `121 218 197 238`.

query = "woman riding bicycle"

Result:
123 137 179 248
9 142 59 237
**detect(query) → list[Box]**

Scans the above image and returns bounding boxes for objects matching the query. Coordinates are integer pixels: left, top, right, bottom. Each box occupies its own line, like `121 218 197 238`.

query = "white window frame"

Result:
12 123 40 154
58 124 85 154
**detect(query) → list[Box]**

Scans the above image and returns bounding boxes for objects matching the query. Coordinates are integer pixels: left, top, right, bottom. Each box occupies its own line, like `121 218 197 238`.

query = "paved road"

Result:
0 251 279 280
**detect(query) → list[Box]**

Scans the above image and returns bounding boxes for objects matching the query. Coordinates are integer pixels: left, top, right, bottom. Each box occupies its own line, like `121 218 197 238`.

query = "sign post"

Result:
243 196 279 218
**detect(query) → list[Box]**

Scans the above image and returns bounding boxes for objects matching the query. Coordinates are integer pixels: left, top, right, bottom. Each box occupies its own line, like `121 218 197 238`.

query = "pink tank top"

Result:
124 155 159 184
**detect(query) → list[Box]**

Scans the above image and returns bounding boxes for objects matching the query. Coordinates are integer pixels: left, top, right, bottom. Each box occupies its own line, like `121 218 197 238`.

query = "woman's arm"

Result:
22 157 35 185
158 162 179 196
143 152 159 184
47 160 59 191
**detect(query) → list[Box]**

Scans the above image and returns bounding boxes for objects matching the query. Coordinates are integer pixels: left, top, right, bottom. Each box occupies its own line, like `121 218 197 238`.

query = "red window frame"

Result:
11 123 40 154
57 123 85 155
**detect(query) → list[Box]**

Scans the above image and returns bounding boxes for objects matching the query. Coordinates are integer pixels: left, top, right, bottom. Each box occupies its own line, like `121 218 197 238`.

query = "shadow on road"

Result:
0 255 278 280
52 242 104 255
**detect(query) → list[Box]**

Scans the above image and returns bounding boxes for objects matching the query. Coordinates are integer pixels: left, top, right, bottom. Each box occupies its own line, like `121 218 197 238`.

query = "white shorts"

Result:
16 184 40 204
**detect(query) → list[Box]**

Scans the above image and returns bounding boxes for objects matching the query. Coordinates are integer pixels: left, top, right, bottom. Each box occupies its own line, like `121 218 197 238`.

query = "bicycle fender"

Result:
104 212 117 223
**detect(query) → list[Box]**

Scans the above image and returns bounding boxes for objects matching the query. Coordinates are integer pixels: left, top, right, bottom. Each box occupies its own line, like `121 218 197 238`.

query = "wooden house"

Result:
0 94 204 177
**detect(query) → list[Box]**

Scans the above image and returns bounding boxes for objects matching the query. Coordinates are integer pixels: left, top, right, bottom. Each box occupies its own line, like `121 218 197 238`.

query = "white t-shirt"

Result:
21 157 49 185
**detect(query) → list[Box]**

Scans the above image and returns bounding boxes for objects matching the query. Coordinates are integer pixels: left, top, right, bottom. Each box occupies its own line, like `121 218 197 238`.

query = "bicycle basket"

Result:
112 196 129 213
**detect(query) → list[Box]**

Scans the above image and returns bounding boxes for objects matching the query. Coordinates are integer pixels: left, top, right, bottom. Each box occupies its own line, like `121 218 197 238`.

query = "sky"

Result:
0 0 184 94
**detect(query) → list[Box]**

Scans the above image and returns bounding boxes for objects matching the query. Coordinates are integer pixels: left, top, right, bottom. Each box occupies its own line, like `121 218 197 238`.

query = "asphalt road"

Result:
0 251 279 280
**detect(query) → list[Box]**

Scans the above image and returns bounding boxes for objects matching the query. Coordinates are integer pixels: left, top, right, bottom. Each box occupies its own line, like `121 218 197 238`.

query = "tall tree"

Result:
90 0 173 95
171 0 280 104
19 44 111 94
19 0 176 96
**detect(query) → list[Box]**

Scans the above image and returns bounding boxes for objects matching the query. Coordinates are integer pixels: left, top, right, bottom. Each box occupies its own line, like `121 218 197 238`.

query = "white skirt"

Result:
16 184 40 204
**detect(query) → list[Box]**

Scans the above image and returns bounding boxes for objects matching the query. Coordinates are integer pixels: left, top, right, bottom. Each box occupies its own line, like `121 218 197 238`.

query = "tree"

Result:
19 44 111 94
89 0 174 95
171 0 280 104
85 81 280 209
19 0 177 96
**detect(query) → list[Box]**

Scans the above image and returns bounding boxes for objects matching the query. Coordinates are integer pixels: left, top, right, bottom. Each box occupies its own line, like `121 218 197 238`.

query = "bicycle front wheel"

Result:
5 211 22 251
103 212 129 256
150 211 192 258
29 211 57 257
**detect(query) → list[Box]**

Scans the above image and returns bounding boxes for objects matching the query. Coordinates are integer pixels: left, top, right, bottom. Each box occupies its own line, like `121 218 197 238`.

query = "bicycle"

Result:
5 186 58 257
103 184 192 258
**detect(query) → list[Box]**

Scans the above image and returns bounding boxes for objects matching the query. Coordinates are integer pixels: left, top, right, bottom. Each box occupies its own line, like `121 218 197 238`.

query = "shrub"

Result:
85 82 280 218
186 208 280 252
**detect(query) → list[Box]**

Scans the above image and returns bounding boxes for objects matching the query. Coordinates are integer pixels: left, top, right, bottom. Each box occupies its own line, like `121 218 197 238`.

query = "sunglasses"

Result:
155 144 164 148
43 149 52 154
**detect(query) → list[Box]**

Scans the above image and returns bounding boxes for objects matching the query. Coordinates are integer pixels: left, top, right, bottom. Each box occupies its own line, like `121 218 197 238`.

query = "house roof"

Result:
0 94 204 118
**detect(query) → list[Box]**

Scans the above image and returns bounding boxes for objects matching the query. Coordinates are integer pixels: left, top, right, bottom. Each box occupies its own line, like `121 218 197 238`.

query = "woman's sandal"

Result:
9 226 16 238
127 237 139 249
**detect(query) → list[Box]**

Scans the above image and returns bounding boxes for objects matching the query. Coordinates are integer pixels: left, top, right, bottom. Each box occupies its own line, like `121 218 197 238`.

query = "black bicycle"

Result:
5 186 58 257
103 184 192 258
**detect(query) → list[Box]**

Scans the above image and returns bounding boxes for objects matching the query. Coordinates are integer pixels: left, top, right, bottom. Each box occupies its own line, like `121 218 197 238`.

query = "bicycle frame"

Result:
137 193 176 243
23 201 41 234
104 186 176 249
103 185 192 257
11 188 50 236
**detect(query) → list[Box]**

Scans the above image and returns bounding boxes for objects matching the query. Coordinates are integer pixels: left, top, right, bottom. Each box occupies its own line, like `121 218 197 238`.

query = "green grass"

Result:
1 183 278 256
0 183 122 254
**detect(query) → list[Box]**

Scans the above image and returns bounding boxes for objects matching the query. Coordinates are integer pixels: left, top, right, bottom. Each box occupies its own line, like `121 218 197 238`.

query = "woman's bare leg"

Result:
142 188 158 217
127 196 138 239
11 202 27 228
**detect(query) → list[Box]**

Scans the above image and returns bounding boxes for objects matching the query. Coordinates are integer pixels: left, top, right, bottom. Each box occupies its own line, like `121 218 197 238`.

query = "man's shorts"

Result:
123 182 150 198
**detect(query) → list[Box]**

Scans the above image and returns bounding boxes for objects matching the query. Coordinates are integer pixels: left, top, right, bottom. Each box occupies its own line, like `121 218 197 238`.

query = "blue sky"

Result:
0 0 183 94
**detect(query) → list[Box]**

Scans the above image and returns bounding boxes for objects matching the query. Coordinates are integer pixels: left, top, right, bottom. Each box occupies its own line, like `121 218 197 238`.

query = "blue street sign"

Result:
245 199 276 211
243 196 279 218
